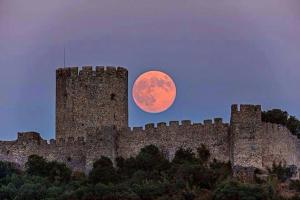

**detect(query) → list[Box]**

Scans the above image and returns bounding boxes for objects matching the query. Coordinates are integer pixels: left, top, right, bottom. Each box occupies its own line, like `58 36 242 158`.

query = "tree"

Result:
0 161 19 179
117 156 138 178
197 144 211 165
0 183 17 200
287 116 300 137
172 148 197 164
88 156 118 184
25 155 48 177
267 162 291 182
261 109 288 126
14 183 46 200
213 181 272 200
135 145 170 172
47 161 72 183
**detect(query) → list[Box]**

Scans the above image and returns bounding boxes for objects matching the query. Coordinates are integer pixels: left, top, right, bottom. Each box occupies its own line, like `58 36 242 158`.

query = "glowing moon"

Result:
132 71 176 113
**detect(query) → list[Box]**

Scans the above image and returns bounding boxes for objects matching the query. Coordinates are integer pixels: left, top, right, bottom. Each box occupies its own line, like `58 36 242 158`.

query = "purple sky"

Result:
0 0 300 140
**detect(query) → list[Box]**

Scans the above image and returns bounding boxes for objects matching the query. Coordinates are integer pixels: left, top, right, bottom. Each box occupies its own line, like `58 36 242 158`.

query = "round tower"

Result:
56 66 128 141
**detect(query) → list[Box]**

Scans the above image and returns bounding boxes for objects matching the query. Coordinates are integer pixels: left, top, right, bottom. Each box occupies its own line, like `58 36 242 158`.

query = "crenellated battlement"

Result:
56 66 128 80
231 104 261 114
17 132 43 144
56 65 128 140
231 104 262 124
129 118 228 133
2 60 300 176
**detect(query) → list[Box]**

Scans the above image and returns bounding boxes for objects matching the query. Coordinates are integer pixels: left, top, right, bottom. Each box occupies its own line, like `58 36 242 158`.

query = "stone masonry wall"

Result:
56 66 128 141
0 109 300 173
118 118 230 162
230 104 263 169
262 123 300 168
0 64 300 174
0 132 87 172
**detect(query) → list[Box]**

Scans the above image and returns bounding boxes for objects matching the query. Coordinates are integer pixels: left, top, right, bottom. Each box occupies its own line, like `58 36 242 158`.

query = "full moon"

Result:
132 71 176 113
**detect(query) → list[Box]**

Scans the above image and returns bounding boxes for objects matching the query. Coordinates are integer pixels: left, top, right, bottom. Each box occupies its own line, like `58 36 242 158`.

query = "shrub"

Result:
197 144 211 165
0 183 17 200
290 180 300 192
47 161 72 183
25 155 48 177
89 156 118 184
25 155 72 183
71 171 86 181
209 160 232 185
135 145 170 172
14 183 46 200
0 161 19 179
117 156 138 178
267 162 291 182
173 148 197 164
45 186 64 198
174 163 214 190
213 180 272 200
94 183 139 200
132 181 167 200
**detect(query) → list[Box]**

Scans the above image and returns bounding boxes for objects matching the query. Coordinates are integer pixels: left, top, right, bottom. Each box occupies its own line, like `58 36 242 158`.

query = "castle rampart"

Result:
0 66 300 177
118 119 230 162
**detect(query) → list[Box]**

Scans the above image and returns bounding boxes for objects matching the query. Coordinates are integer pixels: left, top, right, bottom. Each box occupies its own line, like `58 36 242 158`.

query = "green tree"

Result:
44 186 64 199
0 183 17 200
197 144 211 165
262 109 288 126
0 161 19 179
25 155 48 177
267 162 291 182
132 181 167 200
47 161 72 183
117 156 138 178
89 156 118 184
172 148 197 164
287 116 300 137
213 181 272 200
14 183 46 200
135 145 170 172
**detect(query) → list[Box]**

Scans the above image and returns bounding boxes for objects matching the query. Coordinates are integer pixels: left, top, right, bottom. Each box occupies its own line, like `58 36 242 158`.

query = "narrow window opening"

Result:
110 93 116 101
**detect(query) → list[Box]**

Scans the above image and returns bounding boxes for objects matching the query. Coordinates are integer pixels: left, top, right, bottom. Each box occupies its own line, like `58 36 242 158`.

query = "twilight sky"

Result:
0 0 300 140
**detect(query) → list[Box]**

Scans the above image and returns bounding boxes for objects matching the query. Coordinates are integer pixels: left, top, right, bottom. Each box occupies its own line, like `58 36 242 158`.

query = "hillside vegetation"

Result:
0 144 299 200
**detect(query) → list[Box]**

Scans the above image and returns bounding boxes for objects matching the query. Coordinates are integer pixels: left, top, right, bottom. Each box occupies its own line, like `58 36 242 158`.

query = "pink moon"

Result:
132 71 176 113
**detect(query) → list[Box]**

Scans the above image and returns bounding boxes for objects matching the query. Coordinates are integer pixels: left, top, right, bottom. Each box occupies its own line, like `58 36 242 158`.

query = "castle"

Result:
0 66 299 176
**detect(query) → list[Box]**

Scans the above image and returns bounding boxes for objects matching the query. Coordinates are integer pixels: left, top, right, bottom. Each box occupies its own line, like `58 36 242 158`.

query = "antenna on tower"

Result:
63 47 66 67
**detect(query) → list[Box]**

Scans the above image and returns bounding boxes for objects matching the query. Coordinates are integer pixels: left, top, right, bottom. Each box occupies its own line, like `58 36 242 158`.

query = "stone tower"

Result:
230 104 263 169
56 66 128 141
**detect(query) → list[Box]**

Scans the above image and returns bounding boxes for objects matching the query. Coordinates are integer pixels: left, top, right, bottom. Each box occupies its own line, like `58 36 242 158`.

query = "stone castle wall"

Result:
118 119 229 162
0 106 300 174
0 132 86 172
56 66 128 141
262 123 300 168
0 66 299 175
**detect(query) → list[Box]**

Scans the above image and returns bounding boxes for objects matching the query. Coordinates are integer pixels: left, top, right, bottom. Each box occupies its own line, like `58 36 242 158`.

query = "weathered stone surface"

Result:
0 66 299 176
56 66 128 140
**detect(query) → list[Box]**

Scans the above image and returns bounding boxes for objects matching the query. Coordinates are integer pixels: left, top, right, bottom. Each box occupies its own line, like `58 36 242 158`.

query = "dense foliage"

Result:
262 109 300 138
0 145 299 199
